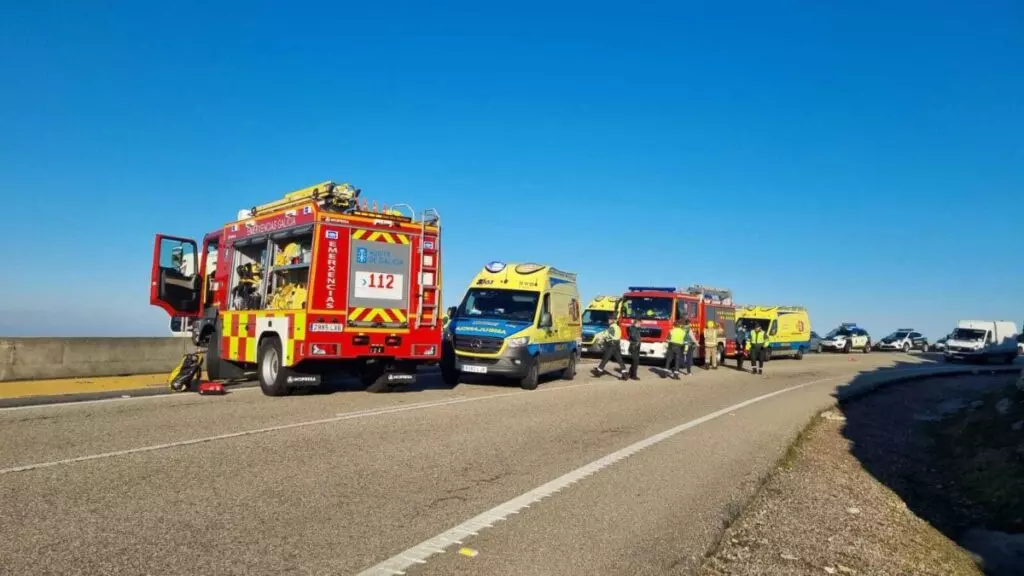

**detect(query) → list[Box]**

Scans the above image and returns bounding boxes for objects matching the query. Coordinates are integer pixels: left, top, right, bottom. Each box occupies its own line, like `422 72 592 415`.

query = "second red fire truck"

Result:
617 285 738 364
149 181 444 396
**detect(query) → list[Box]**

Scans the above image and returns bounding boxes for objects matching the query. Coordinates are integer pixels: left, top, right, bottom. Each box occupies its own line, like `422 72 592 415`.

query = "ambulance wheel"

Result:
561 353 576 380
520 359 540 390
441 362 460 387
257 337 292 397
764 348 773 362
206 323 245 381
795 347 804 360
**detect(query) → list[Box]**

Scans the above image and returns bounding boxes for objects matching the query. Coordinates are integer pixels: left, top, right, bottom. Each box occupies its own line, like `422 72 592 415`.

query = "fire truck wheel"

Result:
561 353 576 380
257 337 292 397
206 324 245 381
519 358 539 390
359 362 387 388
718 344 727 364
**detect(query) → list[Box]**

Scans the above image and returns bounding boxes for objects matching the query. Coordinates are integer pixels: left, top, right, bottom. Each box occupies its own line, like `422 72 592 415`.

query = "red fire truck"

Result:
149 181 444 396
617 285 738 364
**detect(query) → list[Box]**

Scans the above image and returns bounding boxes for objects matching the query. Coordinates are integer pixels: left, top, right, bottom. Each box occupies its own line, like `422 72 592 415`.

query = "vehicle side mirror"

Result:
540 312 552 328
446 306 457 319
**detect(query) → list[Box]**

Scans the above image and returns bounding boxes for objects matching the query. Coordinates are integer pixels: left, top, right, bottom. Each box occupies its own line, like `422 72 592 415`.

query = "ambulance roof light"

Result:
484 261 506 273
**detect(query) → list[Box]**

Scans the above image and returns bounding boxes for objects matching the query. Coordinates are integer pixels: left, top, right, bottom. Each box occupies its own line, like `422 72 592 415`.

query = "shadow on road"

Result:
833 353 1024 575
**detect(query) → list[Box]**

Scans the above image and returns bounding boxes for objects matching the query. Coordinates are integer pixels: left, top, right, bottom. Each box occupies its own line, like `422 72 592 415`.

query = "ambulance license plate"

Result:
462 365 487 374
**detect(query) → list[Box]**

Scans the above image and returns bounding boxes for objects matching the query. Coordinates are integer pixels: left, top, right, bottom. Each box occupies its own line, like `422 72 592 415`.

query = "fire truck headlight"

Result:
506 336 529 348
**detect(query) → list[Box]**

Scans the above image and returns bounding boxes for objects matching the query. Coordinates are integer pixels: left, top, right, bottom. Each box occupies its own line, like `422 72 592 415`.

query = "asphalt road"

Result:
0 352 944 575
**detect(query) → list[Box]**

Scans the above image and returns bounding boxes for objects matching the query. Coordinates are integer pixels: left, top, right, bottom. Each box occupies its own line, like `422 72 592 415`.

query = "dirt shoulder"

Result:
699 372 1024 576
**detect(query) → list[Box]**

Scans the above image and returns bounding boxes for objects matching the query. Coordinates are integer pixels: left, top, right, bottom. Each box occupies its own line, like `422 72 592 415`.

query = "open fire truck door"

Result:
150 234 201 317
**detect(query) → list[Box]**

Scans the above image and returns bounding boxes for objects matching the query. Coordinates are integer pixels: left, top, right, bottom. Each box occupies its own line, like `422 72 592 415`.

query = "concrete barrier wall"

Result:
0 338 195 382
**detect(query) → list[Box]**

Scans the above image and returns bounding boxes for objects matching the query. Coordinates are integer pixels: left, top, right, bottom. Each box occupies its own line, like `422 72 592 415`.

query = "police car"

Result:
818 324 872 354
875 329 929 352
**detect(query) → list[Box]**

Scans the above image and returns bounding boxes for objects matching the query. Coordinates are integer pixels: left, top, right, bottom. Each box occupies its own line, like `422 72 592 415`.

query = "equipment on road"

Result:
443 262 582 390
197 381 226 395
149 180 444 397
168 352 204 392
617 285 738 365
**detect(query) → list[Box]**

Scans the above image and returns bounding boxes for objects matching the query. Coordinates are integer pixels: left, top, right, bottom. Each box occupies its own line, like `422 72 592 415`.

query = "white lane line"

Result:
0 382 594 476
358 363 996 576
356 375 847 576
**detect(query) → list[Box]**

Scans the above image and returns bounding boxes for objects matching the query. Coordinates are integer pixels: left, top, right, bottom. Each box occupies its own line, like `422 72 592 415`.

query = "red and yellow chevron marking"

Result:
351 229 410 244
219 311 307 366
348 307 408 323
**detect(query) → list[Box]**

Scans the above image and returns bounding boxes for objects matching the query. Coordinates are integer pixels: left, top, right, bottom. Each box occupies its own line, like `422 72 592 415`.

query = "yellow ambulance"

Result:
580 295 621 355
442 262 582 389
736 305 812 360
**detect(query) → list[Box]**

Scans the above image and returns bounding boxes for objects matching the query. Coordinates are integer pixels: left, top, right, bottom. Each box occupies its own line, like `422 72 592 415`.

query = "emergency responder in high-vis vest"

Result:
748 323 768 374
664 321 686 378
627 319 643 380
703 320 720 370
595 317 627 379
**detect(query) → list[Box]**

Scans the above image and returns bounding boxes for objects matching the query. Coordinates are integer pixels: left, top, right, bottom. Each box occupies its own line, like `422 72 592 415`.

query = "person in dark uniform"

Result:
735 323 748 371
627 319 643 380
594 317 627 379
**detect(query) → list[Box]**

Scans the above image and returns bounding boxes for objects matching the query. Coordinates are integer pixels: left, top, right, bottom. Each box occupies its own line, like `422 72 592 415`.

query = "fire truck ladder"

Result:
686 284 733 303
415 209 441 329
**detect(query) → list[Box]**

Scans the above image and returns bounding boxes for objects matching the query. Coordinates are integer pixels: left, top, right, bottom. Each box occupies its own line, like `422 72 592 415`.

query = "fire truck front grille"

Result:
639 327 663 339
454 335 504 354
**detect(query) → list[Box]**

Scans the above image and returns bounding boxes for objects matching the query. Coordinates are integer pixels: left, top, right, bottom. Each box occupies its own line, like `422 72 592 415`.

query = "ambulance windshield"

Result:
582 309 614 326
620 296 673 320
738 318 771 331
456 289 540 323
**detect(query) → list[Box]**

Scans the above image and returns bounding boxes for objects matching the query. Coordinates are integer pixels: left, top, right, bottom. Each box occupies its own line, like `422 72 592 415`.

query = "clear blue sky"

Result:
1 0 1020 339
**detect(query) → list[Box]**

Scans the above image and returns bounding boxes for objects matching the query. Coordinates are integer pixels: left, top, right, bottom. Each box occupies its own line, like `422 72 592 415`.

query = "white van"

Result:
944 320 1019 364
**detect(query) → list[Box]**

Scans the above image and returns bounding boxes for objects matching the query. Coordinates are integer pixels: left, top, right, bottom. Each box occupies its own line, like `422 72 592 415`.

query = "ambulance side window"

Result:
539 294 552 328
769 320 778 336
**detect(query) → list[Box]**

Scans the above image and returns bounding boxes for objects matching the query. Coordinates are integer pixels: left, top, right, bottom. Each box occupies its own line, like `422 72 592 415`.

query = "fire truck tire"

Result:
206 324 245 381
561 353 576 380
519 358 540 390
257 337 292 397
359 362 387 389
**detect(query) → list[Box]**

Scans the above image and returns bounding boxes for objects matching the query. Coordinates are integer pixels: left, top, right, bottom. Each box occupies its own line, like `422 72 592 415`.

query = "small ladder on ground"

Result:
415 209 441 329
